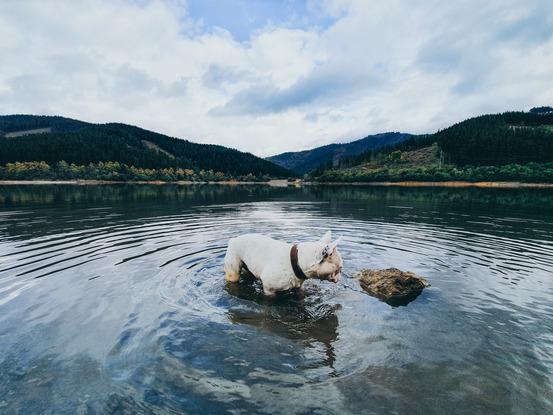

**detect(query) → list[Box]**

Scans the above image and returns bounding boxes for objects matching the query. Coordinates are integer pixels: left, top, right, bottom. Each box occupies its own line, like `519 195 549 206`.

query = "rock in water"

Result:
355 268 430 306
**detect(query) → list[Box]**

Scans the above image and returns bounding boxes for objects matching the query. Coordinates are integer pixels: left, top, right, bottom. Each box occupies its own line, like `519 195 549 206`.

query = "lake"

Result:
1 184 552 414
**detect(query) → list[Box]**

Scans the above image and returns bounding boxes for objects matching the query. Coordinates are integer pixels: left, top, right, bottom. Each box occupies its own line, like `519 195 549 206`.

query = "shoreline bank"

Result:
305 181 553 189
1 179 553 188
0 179 277 186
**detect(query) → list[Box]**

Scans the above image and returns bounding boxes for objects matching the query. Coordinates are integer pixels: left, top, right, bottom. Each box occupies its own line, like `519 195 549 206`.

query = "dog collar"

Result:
290 244 308 280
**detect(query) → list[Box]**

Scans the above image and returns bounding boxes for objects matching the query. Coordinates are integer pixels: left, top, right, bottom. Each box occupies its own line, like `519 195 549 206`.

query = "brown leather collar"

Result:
290 244 307 280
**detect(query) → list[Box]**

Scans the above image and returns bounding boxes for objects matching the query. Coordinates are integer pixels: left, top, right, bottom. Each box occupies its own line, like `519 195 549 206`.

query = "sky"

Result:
1 0 552 157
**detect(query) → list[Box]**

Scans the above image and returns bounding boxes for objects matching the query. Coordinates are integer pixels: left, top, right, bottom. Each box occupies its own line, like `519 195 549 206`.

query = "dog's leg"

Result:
225 270 240 282
260 269 278 297
263 287 276 297
224 243 241 283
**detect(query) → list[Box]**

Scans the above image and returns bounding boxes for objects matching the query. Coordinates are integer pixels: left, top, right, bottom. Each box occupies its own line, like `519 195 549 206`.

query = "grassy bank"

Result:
0 179 286 186
315 161 553 183
305 181 553 188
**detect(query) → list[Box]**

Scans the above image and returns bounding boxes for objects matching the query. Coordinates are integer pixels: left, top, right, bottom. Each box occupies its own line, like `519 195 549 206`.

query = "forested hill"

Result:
267 132 413 174
313 109 553 183
0 115 292 178
435 111 553 165
0 115 88 135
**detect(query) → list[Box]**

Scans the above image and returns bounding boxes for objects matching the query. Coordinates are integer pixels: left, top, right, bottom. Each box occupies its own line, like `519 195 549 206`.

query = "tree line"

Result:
316 162 553 183
0 161 273 182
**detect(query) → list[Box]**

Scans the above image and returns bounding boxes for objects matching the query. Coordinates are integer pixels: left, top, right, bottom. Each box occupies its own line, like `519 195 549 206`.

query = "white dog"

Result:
224 231 343 296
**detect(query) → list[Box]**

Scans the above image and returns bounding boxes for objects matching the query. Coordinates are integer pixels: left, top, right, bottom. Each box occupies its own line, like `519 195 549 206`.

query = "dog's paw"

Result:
263 288 276 297
225 271 240 283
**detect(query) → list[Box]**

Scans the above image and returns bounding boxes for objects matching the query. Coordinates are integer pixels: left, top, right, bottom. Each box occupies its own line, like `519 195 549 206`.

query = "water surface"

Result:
1 184 552 414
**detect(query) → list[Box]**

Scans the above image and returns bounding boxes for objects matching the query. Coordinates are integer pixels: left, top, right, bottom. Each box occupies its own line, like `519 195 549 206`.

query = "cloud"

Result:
0 0 552 157
210 61 385 116
201 64 253 89
495 3 553 45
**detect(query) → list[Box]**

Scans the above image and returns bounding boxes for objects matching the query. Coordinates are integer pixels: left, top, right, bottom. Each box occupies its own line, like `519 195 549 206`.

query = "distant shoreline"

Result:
306 181 553 189
0 179 277 186
1 179 553 189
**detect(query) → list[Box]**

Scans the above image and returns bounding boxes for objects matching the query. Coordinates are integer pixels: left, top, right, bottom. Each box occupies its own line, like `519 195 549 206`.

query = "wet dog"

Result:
224 231 343 296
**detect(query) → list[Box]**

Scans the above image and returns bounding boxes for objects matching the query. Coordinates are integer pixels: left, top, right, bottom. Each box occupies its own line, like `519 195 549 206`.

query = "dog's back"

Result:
224 234 286 282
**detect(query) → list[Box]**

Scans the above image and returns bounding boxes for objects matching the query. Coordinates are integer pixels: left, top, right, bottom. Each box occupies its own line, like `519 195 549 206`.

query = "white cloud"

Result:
0 0 552 157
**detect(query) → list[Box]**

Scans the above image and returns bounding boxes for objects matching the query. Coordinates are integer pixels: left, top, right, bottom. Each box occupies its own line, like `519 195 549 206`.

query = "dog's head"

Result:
303 231 343 283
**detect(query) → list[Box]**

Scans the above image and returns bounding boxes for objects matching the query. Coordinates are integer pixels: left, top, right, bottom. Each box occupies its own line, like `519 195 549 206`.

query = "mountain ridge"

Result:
267 132 414 174
0 115 293 178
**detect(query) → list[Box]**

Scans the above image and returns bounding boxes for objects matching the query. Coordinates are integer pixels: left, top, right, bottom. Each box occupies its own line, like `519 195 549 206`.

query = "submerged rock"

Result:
355 268 430 306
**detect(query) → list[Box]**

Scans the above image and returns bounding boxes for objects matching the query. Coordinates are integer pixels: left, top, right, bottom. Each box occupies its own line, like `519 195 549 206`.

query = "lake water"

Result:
1 184 552 414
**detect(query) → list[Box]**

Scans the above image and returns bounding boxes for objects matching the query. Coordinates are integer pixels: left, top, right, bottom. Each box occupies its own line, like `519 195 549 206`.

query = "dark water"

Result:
1 184 553 414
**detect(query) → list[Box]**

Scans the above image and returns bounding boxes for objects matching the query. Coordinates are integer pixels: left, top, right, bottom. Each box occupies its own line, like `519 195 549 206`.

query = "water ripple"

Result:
1 186 553 414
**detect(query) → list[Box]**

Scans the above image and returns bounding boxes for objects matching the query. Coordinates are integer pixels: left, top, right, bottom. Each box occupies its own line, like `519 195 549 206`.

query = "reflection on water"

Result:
0 184 553 414
226 276 340 375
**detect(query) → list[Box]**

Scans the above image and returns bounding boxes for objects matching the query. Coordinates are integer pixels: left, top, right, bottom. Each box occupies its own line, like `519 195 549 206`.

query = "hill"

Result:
267 132 413 175
435 112 553 165
313 110 553 183
0 115 293 179
0 115 88 135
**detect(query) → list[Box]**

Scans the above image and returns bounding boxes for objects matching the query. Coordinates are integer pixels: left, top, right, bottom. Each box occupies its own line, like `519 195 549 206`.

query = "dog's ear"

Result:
328 236 342 253
319 236 342 261
320 230 332 244
320 244 331 261
316 236 341 262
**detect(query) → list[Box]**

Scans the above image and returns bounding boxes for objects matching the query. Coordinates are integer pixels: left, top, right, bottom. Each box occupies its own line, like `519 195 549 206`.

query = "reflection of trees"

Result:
225 277 340 374
0 184 292 206
2 184 553 213
2 184 552 243
306 185 553 213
